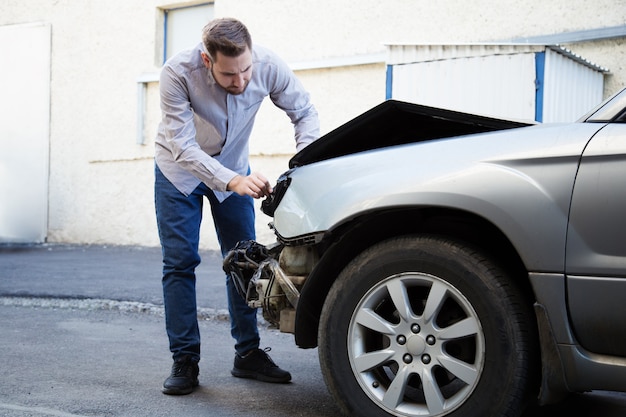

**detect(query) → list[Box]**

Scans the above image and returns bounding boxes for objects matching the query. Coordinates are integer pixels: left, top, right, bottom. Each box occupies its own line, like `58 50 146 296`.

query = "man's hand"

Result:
227 172 273 199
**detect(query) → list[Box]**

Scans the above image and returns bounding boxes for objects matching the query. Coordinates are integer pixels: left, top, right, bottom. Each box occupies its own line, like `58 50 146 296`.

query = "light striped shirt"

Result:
155 43 319 202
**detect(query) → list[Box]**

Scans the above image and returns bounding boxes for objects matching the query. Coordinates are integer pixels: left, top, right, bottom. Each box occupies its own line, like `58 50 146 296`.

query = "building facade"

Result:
1 0 625 249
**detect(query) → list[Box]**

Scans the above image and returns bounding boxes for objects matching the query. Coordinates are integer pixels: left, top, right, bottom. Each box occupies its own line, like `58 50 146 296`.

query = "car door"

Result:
566 122 626 357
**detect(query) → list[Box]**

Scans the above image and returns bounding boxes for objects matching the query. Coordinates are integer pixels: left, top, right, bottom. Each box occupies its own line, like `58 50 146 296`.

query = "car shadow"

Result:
524 391 626 417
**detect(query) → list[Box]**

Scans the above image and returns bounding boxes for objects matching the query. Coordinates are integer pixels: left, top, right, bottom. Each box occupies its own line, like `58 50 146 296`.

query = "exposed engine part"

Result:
223 240 305 329
279 245 318 275
255 257 300 308
222 240 271 302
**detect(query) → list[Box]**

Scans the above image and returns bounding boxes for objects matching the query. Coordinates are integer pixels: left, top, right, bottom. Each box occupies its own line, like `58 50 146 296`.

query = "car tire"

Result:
318 235 537 417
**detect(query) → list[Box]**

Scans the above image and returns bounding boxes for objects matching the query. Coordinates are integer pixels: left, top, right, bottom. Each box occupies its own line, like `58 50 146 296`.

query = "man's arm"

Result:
266 51 320 151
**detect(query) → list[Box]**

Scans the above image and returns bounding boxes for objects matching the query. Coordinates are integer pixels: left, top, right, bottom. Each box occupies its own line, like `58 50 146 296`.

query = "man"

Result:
154 17 319 395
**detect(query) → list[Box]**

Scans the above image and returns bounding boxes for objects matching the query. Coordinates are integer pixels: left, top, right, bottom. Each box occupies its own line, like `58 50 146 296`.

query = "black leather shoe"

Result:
231 348 291 383
162 355 199 395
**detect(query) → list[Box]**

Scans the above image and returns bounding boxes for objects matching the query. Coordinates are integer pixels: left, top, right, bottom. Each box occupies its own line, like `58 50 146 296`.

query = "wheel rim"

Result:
348 272 485 417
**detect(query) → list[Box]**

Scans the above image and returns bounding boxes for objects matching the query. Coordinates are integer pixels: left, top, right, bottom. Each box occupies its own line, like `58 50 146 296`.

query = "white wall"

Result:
0 0 624 250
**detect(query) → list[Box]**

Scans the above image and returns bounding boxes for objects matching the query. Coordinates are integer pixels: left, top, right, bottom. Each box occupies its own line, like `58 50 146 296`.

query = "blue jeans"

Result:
154 165 259 361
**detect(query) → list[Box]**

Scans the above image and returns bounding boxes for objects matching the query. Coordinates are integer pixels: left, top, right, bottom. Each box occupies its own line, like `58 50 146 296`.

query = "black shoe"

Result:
231 348 291 383
162 355 199 395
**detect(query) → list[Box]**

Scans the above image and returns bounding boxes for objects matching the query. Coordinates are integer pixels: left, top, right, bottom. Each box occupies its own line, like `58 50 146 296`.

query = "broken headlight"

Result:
261 170 292 217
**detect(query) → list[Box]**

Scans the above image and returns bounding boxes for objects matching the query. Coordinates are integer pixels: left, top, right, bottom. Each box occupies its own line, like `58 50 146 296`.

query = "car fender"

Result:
274 123 604 273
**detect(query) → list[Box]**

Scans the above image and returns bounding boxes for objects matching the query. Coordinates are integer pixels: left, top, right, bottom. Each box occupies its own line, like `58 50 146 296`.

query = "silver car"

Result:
226 87 626 417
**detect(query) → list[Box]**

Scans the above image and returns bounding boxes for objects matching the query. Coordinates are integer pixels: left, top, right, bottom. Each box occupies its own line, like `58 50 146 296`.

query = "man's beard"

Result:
223 84 247 95
212 69 249 95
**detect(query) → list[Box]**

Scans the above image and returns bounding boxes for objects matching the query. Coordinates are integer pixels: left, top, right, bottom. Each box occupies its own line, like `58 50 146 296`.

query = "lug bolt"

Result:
411 324 421 334
397 335 406 345
403 354 413 364
426 335 436 345
422 354 431 364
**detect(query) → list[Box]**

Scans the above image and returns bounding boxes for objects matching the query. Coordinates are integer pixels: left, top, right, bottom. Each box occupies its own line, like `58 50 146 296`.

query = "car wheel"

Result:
318 235 536 417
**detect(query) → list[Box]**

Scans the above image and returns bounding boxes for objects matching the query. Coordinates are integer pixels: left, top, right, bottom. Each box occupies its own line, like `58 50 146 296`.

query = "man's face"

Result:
202 47 253 95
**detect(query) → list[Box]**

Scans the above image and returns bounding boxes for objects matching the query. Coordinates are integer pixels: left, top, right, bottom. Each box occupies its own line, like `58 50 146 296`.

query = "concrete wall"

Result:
1 0 625 250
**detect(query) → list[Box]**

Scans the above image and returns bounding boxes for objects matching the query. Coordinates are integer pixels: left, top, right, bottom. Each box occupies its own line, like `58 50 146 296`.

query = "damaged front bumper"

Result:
223 240 317 333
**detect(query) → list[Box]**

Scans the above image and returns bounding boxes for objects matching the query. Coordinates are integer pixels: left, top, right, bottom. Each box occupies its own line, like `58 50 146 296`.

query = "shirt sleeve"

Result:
266 53 320 151
159 65 237 192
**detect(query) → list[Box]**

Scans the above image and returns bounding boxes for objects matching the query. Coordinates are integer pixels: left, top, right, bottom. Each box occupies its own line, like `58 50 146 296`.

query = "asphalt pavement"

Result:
0 243 228 312
0 243 340 417
2 243 626 417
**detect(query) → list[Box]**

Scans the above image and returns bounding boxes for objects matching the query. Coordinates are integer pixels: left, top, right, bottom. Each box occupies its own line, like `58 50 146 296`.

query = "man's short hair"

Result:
202 17 252 61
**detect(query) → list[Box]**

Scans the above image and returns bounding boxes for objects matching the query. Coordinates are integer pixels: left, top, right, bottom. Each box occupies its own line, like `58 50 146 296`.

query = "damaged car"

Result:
224 87 626 417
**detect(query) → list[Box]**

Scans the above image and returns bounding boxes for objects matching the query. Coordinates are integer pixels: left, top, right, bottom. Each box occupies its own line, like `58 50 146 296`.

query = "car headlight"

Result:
261 170 293 217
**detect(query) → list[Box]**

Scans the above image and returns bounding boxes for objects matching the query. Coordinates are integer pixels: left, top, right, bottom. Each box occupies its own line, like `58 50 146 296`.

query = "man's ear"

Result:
200 52 212 70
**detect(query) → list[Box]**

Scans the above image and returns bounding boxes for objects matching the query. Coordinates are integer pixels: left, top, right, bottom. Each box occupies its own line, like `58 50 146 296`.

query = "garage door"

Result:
0 23 51 243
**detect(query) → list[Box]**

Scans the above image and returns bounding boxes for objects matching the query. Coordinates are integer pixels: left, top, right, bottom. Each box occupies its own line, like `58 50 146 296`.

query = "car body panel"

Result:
261 88 626 410
274 122 604 273
530 273 626 394
566 123 626 357
567 276 626 356
566 123 626 275
289 99 531 168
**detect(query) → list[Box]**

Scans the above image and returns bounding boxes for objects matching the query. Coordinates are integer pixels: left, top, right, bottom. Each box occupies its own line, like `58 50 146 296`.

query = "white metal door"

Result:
541 48 605 122
391 53 537 121
0 23 51 243
387 44 606 123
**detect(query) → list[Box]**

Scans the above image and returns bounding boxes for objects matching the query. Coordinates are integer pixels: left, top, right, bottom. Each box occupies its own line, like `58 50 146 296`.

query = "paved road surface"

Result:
1 243 626 416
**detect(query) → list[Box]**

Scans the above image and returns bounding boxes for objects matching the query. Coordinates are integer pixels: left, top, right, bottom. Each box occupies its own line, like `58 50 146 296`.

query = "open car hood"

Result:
289 100 533 168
